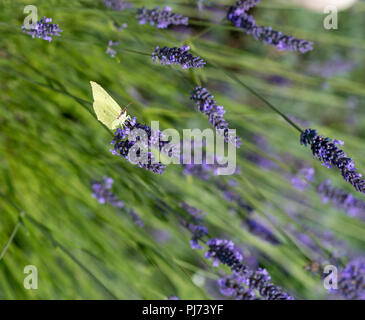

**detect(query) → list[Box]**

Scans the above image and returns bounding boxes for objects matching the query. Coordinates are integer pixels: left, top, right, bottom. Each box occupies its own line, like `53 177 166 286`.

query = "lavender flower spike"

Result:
152 45 206 69
180 202 208 250
300 129 365 194
22 17 62 42
136 6 188 29
111 117 177 174
91 177 124 208
205 238 294 299
337 257 365 300
205 239 246 272
103 0 132 11
318 180 365 221
218 275 258 300
91 177 144 227
227 1 313 53
191 87 241 147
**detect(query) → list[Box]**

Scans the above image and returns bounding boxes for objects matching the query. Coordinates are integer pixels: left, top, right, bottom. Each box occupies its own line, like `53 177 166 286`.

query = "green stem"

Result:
208 60 304 133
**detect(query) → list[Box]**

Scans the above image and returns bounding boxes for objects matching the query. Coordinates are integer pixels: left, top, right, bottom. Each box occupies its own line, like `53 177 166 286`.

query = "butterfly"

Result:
90 81 133 130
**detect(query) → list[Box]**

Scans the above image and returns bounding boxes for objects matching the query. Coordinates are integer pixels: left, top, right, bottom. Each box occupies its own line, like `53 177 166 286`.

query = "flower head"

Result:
227 1 313 53
111 117 177 174
318 180 365 220
300 129 365 194
152 45 206 69
91 177 124 208
106 41 119 58
191 87 241 147
337 257 365 300
205 239 246 272
180 202 208 250
103 0 132 11
91 177 143 227
205 238 294 299
136 6 188 29
218 274 258 300
22 17 62 42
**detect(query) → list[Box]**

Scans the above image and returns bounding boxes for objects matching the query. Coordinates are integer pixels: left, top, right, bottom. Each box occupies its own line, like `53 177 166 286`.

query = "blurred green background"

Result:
0 0 364 299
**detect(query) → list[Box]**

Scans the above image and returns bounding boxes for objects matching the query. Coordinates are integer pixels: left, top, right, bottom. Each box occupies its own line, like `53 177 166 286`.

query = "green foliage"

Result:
0 0 364 299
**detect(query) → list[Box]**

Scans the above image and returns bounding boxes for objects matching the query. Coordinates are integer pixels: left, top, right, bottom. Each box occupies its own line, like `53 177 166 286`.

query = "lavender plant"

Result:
136 6 188 29
337 257 365 300
110 117 176 174
105 41 119 58
205 239 294 299
22 17 62 42
91 177 143 227
152 45 206 69
227 0 313 53
179 202 208 249
103 0 132 11
190 87 242 147
300 129 365 194
218 274 258 300
318 180 365 221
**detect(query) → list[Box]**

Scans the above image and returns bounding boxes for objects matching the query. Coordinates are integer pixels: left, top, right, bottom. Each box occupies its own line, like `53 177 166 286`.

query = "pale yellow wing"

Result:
90 81 122 129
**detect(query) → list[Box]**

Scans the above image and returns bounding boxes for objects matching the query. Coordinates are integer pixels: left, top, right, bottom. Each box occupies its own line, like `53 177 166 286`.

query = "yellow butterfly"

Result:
90 81 132 130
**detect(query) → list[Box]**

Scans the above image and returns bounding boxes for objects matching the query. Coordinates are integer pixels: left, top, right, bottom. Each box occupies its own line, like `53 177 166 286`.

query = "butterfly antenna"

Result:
123 101 134 113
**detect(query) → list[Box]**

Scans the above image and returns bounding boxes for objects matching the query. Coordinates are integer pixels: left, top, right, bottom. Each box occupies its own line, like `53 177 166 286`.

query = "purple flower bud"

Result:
338 257 365 300
218 274 258 300
191 87 241 148
111 117 177 174
227 1 313 53
91 177 143 227
205 238 294 299
22 17 62 42
103 0 132 11
300 129 365 194
91 177 124 208
318 180 365 221
152 45 206 69
136 6 188 29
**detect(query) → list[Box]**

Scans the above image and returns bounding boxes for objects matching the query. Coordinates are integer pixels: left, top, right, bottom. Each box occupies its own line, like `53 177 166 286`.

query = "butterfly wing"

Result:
90 81 122 129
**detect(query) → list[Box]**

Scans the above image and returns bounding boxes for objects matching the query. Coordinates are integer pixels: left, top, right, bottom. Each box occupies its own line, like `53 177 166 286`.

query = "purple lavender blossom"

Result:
337 257 365 300
291 167 315 191
216 180 253 212
218 274 258 300
111 117 176 174
180 202 208 249
318 180 365 221
205 239 246 271
243 218 281 245
91 177 143 227
180 202 206 221
227 1 313 53
22 17 62 42
300 129 365 194
126 208 144 227
205 238 294 299
308 56 356 78
152 45 206 69
91 177 124 208
103 0 132 11
106 41 119 58
191 87 241 147
136 6 188 29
